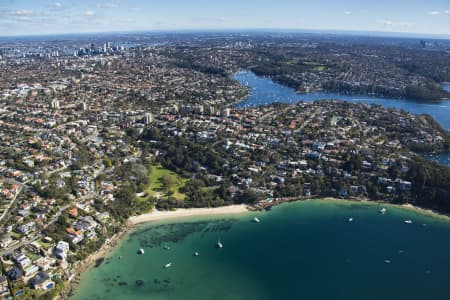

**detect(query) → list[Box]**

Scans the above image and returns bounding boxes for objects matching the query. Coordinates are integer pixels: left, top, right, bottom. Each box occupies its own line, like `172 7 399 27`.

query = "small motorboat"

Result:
164 262 172 268
379 208 387 214
404 220 413 224
137 248 144 255
217 237 223 249
384 259 391 264
252 217 260 223
163 245 171 250
348 217 354 222
194 251 199 256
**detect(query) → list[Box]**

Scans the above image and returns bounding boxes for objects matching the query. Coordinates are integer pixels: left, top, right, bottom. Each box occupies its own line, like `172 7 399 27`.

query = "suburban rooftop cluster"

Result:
0 32 449 299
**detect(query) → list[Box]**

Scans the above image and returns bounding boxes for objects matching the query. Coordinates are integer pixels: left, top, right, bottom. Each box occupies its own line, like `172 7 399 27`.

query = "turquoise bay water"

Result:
72 76 450 299
71 200 450 300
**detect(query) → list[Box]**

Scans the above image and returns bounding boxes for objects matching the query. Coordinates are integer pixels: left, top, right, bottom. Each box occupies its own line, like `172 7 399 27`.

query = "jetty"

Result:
252 195 318 211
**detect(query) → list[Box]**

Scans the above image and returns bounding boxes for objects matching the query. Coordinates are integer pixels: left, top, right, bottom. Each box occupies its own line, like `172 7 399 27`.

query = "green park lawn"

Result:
312 65 327 72
145 164 188 200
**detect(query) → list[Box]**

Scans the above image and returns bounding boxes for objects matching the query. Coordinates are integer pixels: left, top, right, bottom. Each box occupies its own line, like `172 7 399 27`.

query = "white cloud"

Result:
344 11 352 15
84 10 96 17
16 16 33 22
99 3 119 9
1 9 59 24
427 11 441 15
379 20 413 30
396 21 413 28
52 2 64 12
444 10 450 14
7 9 33 16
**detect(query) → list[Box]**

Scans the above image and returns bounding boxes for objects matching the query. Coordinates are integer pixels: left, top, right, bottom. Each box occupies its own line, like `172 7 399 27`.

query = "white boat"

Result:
164 262 172 268
348 217 353 222
384 259 391 264
217 237 223 248
138 248 144 255
252 217 260 223
379 208 387 214
163 245 171 250
194 251 199 256
404 220 413 224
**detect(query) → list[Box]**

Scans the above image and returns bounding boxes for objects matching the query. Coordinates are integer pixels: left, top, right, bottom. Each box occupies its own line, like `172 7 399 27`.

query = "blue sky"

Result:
0 0 449 36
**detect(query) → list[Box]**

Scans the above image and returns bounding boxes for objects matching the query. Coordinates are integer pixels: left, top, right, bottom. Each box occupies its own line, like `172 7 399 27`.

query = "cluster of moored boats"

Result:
135 208 422 270
136 216 262 268
134 210 423 271
348 207 415 225
347 206 422 265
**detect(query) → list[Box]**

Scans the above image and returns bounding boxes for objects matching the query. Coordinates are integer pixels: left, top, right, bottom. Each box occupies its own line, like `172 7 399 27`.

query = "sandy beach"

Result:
129 204 250 225
400 203 450 222
59 199 450 299
58 204 250 299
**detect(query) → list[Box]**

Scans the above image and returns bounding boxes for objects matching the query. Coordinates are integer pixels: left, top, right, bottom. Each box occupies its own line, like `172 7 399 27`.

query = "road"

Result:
0 196 95 255
0 164 70 223
0 182 23 223
0 153 104 253
294 107 323 134
46 164 70 176
0 234 42 256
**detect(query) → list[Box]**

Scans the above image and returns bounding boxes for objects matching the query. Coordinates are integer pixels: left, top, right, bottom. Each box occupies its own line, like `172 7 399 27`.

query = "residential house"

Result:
29 271 54 290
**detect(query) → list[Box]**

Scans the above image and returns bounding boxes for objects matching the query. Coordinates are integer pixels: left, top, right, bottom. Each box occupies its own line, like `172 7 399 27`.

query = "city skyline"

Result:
0 0 450 37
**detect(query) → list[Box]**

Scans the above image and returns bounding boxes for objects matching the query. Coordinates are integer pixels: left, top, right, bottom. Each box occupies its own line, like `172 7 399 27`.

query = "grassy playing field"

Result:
145 164 188 200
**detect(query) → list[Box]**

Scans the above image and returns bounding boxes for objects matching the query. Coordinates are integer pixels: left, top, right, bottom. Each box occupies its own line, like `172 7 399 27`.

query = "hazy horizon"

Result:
1 0 450 37
1 28 450 41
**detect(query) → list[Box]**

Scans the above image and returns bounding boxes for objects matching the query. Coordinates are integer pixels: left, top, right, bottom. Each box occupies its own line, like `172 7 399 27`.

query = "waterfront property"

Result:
234 71 450 130
71 200 450 300
1 33 450 300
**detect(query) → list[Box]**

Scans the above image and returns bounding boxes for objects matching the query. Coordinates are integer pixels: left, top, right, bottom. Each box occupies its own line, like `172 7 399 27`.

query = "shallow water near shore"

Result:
71 200 450 300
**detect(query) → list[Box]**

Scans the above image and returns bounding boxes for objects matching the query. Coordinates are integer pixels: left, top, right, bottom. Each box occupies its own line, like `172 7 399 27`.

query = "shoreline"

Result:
129 204 250 225
399 203 450 222
60 199 450 299
320 197 450 223
59 204 249 299
56 224 132 300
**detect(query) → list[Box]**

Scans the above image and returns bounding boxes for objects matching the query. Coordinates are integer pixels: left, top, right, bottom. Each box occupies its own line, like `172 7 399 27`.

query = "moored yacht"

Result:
253 217 260 223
